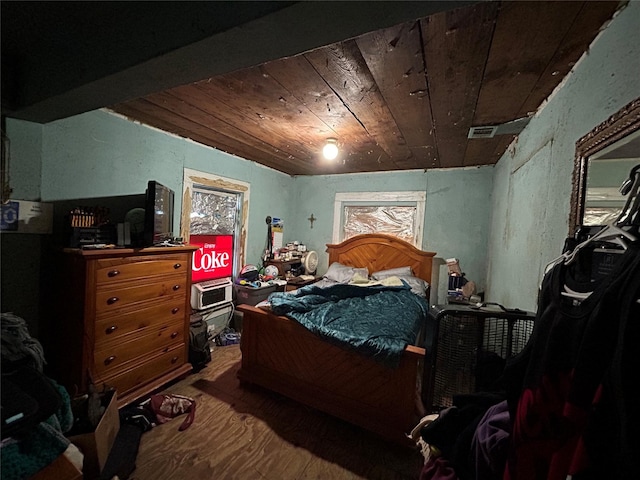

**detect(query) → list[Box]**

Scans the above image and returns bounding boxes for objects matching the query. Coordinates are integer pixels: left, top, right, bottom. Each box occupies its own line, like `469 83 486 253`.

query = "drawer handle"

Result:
171 307 179 314
105 325 118 334
173 263 182 269
108 270 120 277
171 356 178 364
171 331 178 339
172 285 180 291
104 355 116 366
107 297 119 305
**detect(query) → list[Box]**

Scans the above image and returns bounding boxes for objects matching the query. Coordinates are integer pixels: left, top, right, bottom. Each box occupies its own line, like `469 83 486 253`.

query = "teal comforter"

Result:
268 282 429 368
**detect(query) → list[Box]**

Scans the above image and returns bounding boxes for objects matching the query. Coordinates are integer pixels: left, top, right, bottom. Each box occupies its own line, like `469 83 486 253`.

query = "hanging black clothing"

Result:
503 244 640 480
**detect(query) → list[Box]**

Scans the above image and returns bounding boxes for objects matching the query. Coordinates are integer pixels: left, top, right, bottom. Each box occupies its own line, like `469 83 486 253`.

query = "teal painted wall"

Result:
290 166 494 304
6 119 43 200
4 109 493 322
1 120 45 332
2 110 293 330
38 110 293 267
3 1 638 329
486 1 640 312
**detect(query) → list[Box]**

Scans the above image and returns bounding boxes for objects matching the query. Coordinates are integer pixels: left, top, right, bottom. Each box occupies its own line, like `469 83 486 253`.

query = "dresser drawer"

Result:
101 344 186 397
95 254 190 286
95 277 187 313
94 323 185 378
50 246 196 406
95 301 186 346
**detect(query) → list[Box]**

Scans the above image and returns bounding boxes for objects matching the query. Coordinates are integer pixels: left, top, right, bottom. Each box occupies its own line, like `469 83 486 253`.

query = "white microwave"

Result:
191 277 233 310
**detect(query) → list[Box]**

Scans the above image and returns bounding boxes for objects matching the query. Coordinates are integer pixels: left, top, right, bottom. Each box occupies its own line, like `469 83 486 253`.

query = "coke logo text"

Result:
193 248 230 271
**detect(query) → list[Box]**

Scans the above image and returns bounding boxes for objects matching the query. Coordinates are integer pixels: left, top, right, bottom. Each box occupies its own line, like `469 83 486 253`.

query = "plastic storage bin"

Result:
234 284 278 306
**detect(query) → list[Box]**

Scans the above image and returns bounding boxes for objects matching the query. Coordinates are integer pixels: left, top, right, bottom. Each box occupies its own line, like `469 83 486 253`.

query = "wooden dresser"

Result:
47 246 197 407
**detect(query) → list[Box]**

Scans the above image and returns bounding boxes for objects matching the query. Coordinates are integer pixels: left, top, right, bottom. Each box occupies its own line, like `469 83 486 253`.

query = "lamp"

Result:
322 138 339 160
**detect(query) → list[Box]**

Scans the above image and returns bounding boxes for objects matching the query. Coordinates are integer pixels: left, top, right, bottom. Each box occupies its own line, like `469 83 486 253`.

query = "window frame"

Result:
182 168 250 275
332 191 425 246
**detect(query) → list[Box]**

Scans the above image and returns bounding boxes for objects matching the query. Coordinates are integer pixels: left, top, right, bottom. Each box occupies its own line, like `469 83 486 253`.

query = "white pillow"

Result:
398 276 429 297
371 266 413 280
374 272 429 297
324 262 369 284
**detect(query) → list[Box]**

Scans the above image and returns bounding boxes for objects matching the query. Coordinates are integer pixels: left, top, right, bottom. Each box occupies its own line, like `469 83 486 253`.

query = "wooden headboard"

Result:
325 234 436 285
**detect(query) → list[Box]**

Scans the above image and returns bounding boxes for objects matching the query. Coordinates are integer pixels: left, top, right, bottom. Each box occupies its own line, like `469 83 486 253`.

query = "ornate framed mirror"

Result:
569 97 640 236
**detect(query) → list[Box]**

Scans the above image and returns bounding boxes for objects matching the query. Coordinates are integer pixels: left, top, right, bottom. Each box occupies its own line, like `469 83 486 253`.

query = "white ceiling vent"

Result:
468 125 498 139
468 116 532 139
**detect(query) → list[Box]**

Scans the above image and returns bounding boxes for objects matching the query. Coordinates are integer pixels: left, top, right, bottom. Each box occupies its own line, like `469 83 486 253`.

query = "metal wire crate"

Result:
423 304 535 412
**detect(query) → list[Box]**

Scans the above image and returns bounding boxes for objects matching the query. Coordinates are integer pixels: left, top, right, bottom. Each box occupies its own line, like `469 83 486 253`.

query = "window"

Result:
332 191 425 246
182 169 249 280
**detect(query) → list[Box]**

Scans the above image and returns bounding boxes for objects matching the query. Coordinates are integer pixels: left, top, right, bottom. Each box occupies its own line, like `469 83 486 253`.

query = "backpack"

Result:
188 318 211 371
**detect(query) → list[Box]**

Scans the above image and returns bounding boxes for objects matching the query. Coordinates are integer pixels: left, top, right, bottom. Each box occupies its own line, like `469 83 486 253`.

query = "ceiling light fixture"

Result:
322 138 339 160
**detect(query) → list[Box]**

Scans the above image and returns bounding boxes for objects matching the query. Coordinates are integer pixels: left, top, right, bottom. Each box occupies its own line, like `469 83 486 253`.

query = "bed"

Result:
236 233 436 445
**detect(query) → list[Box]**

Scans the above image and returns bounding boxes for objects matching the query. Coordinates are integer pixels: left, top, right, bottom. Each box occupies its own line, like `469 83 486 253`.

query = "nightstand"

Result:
264 258 303 277
284 276 318 292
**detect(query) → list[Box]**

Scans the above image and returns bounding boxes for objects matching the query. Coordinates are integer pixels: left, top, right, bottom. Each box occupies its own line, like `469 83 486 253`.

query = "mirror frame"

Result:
569 97 640 236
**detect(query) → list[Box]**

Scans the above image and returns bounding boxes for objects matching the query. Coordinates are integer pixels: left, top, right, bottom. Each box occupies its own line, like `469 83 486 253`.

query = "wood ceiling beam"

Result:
110 100 315 176
422 1 499 169
357 21 437 169
305 40 411 171
517 1 624 118
261 54 391 170
474 1 585 125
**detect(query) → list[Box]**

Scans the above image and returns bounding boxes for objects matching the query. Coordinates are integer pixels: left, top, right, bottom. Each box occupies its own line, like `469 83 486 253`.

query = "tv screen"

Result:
144 180 174 246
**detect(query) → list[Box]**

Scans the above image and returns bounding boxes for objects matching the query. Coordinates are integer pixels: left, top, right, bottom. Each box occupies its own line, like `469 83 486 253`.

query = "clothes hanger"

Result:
559 165 640 302
541 222 632 277
543 165 640 297
559 225 633 302
562 223 634 266
564 164 640 266
561 285 592 300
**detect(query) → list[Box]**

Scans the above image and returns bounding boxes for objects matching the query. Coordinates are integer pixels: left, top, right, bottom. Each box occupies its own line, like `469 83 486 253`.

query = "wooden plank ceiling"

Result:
109 1 622 176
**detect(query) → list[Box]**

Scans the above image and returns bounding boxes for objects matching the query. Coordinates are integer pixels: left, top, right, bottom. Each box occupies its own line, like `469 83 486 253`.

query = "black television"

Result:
144 180 175 246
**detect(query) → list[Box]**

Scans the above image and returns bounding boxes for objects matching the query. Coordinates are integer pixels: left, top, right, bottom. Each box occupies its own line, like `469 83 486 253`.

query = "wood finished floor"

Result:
129 344 424 480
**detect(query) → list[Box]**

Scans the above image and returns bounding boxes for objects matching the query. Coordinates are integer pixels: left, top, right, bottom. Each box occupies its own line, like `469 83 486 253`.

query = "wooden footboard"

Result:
237 304 424 446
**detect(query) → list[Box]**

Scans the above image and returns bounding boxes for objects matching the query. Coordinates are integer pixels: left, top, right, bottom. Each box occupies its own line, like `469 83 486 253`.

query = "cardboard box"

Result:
68 390 120 479
31 451 83 480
